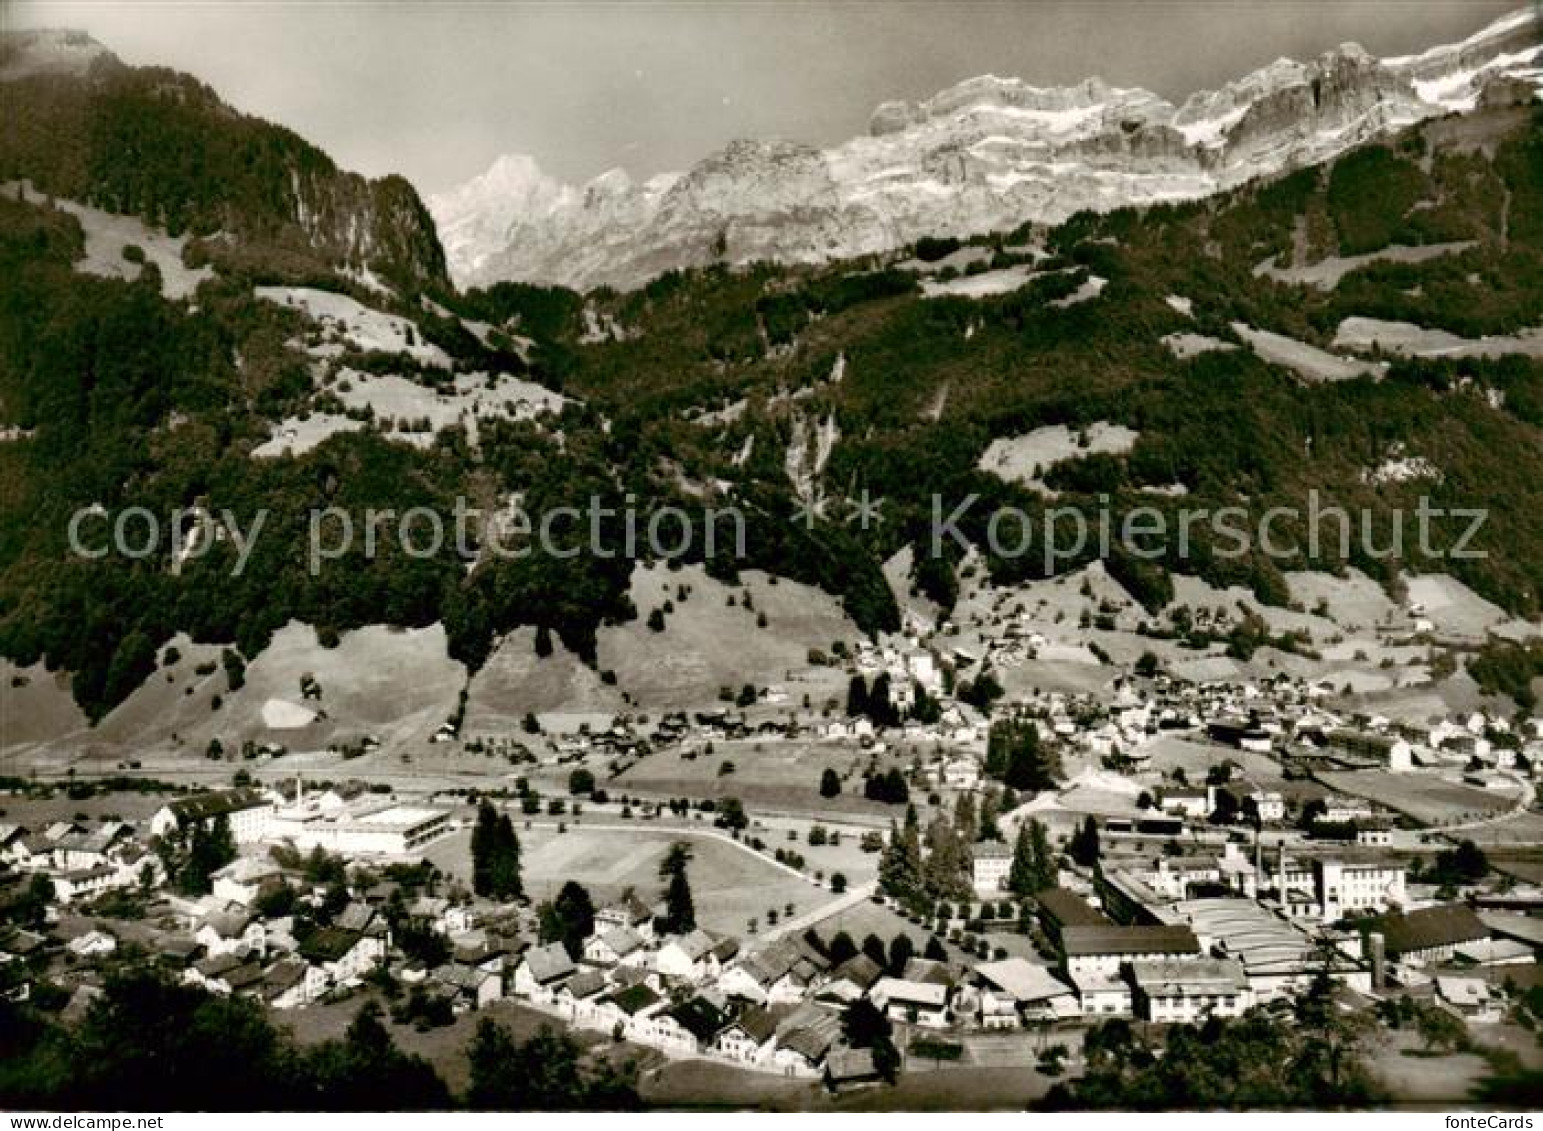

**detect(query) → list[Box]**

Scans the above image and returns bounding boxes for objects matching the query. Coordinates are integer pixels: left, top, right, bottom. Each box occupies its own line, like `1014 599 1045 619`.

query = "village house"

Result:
870 976 951 1028
512 941 576 1001
594 894 655 942
195 907 266 957
431 961 503 1010
408 896 474 937
815 954 884 1005
970 957 1078 1025
51 824 133 871
719 938 825 1005
1435 975 1504 1023
151 788 276 845
711 1002 790 1065
768 1002 842 1076
262 956 327 1009
1131 957 1253 1023
211 857 284 907
584 924 647 968
654 928 730 981
52 865 125 905
606 982 668 1042
1060 924 1202 979
941 758 982 791
1372 904 1491 966
972 841 1013 893
1159 789 1211 820
1248 790 1285 822
298 926 380 984
1070 969 1134 1017
553 967 610 1026
651 996 730 1055
1322 798 1378 824
187 952 264 998
65 929 117 959
0 825 29 866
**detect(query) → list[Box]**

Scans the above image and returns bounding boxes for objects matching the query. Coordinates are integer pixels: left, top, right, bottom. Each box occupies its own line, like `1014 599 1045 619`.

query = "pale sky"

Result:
7 1 1523 195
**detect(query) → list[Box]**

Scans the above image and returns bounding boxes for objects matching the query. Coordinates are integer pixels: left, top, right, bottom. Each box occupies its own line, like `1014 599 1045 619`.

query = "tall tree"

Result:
1008 818 1055 897
488 812 523 901
470 800 497 897
845 675 869 719
1069 816 1101 868
987 717 1061 792
868 673 898 727
877 810 924 901
827 931 858 966
977 788 1002 842
1029 818 1057 892
953 792 977 842
539 881 595 959
466 1019 639 1110
171 813 236 895
840 998 900 1083
659 841 696 934
922 813 972 901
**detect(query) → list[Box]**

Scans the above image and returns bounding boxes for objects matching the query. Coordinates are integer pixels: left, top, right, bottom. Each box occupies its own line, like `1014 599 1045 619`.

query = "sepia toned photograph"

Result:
0 0 1541 1117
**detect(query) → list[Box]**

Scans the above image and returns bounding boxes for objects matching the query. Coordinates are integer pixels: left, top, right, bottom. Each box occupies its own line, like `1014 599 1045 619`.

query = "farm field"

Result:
425 823 830 937
612 738 899 815
595 564 858 712
1139 735 1278 782
976 422 1138 491
745 812 884 885
1460 811 1543 847
1318 770 1517 826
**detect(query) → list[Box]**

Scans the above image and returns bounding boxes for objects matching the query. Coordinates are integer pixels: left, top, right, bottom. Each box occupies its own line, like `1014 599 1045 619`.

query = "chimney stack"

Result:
1365 932 1386 990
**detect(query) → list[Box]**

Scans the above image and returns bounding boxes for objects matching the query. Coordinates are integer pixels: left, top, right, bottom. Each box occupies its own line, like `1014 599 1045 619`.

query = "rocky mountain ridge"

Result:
431 8 1541 290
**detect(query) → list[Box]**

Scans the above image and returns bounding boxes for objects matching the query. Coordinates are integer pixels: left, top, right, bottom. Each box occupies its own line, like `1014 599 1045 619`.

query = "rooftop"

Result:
1061 924 1201 958
1131 957 1249 995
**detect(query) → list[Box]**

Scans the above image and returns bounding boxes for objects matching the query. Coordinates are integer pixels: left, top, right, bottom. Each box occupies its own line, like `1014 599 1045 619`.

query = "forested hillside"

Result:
2 30 1542 721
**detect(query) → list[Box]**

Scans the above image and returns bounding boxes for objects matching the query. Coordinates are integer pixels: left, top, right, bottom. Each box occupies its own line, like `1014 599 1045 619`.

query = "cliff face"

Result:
0 29 448 291
432 9 1542 292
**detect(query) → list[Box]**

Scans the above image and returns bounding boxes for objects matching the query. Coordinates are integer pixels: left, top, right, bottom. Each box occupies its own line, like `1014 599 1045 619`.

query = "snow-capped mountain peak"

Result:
430 8 1542 291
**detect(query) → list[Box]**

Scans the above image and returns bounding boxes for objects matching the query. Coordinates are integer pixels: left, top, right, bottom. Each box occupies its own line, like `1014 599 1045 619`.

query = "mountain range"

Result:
430 7 1542 291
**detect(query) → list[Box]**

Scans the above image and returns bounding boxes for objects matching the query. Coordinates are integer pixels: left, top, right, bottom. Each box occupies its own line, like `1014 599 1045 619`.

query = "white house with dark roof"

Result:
513 942 576 1001
654 928 723 981
584 925 647 968
1060 924 1202 979
719 938 824 1005
152 788 275 844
